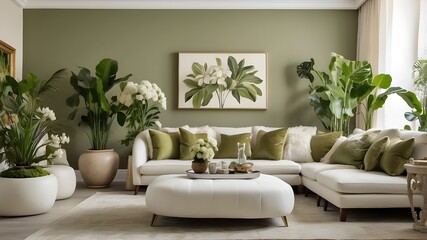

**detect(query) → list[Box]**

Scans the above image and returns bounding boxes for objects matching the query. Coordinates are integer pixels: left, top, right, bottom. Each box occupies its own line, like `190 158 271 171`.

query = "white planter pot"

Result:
79 149 119 188
0 174 58 216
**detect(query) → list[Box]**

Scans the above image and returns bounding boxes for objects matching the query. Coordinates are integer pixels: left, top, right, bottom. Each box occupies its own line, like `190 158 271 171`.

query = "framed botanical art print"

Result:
178 52 267 109
0 40 16 80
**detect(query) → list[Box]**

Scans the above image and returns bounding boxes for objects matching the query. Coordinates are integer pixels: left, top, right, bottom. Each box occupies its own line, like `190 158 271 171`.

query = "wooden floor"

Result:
0 181 129 240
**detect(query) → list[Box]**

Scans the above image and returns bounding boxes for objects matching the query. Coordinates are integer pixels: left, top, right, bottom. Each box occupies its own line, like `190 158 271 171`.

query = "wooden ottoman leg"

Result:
281 216 289 227
151 214 159 226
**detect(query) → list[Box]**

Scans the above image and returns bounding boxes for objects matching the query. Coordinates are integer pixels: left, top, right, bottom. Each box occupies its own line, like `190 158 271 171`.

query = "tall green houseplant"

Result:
66 58 132 150
405 60 427 131
297 53 418 134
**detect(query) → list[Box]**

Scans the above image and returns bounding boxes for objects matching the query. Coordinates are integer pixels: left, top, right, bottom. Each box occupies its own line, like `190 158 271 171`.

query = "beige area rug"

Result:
26 192 426 240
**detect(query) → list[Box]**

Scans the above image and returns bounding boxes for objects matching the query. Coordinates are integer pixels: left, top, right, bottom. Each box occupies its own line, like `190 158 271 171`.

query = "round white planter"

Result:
0 174 58 216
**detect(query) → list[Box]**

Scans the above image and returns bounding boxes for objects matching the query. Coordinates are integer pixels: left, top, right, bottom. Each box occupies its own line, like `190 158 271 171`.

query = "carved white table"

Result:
404 162 427 233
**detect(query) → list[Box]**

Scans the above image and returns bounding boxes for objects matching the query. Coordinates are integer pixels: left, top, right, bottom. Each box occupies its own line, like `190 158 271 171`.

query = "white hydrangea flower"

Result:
135 94 144 101
124 82 138 94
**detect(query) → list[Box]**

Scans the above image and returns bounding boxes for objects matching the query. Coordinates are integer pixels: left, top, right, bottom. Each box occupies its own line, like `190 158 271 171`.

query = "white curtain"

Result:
356 0 381 129
357 0 423 130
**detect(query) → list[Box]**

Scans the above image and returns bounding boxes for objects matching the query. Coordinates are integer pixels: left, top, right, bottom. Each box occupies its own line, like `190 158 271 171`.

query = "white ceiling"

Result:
12 0 366 9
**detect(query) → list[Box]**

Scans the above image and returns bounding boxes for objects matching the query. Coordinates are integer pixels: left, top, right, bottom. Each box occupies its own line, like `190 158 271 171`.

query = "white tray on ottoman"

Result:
145 173 294 227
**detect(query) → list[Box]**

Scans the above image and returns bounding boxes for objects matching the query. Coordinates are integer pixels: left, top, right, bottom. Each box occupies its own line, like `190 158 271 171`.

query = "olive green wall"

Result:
23 10 358 169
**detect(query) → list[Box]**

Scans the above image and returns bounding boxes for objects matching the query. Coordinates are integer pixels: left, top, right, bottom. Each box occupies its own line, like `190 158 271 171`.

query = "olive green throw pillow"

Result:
149 130 180 160
363 136 390 171
379 138 415 176
179 128 208 160
252 128 288 160
329 132 378 168
310 131 343 162
215 133 251 158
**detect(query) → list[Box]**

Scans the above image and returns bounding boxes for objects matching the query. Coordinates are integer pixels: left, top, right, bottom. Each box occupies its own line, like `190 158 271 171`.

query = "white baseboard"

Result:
75 169 128 182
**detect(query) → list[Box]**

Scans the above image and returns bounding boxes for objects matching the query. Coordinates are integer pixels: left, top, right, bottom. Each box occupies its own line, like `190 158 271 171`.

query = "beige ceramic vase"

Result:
78 149 119 188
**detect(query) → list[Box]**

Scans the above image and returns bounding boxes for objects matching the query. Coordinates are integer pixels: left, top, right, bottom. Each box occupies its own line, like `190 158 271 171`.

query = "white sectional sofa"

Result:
132 126 425 221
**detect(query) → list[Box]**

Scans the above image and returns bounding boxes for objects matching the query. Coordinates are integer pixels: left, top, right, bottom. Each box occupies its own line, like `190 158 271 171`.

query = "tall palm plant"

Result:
405 60 427 131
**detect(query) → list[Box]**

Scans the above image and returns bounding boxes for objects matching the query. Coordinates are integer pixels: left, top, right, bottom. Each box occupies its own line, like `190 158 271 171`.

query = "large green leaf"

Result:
372 74 392 88
348 61 372 83
296 58 315 83
192 62 204 75
66 93 81 107
228 56 238 79
183 79 199 88
96 80 110 112
232 89 241 103
192 91 204 108
185 88 201 102
241 75 263 84
308 95 332 130
95 58 118 89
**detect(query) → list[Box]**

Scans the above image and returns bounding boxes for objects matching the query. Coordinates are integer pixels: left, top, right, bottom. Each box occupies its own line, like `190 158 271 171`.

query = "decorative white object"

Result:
404 161 427 233
0 174 58 216
47 165 76 200
237 142 247 163
283 126 317 162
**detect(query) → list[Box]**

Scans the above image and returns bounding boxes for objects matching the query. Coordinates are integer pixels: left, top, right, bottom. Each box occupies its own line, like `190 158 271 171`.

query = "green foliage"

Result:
66 58 132 150
405 60 427 131
184 56 263 108
0 166 49 178
297 53 416 133
0 70 68 170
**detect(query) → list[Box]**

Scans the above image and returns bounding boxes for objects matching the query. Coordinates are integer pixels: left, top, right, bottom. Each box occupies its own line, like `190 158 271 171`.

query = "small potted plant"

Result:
0 70 70 216
190 138 218 173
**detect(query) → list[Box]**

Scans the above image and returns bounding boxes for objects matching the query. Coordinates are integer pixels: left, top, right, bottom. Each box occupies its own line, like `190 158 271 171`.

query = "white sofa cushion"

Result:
316 169 408 194
247 160 301 174
139 160 192 175
300 162 356 181
283 126 316 163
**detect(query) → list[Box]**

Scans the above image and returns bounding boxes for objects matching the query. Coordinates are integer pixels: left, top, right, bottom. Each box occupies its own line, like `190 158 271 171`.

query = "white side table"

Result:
404 162 427 233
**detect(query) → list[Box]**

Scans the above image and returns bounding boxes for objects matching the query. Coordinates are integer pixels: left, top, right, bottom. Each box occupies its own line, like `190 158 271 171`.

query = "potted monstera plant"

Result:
0 70 70 216
66 58 131 188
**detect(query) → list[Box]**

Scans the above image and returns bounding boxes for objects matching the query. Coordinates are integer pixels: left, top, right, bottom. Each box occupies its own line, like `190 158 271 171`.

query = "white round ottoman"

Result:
47 165 76 200
146 174 294 227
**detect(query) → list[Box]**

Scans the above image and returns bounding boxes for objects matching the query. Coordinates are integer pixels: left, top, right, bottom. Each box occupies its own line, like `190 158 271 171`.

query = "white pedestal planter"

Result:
0 174 58 216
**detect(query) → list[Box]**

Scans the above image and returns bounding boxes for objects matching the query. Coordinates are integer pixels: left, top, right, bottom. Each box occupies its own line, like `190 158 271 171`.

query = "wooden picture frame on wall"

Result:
0 40 16 78
178 52 267 110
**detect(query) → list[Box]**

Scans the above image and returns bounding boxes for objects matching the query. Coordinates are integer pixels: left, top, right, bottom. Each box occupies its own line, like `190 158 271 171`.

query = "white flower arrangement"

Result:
117 80 167 146
191 138 218 162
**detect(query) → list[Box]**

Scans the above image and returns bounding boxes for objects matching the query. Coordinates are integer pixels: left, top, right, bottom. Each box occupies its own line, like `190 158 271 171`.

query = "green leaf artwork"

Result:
183 56 264 108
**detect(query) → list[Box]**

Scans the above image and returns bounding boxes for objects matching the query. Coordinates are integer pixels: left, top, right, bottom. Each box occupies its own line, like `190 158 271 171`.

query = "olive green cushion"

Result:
329 132 378 168
252 128 288 160
179 128 208 160
363 136 390 171
310 131 343 162
379 138 415 176
149 130 180 160
214 133 251 158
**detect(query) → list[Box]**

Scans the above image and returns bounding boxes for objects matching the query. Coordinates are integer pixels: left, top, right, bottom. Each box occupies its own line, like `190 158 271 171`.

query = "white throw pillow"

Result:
185 125 217 141
283 126 317 162
320 136 347 163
